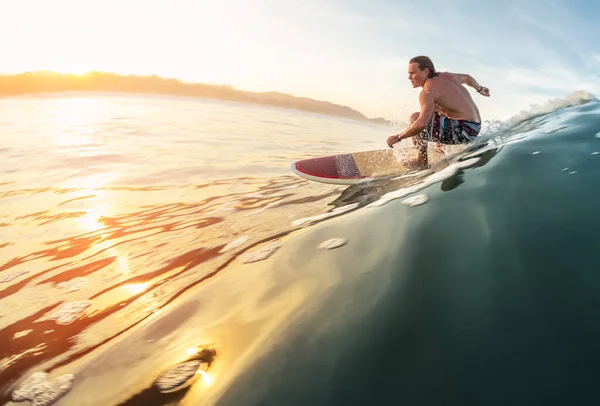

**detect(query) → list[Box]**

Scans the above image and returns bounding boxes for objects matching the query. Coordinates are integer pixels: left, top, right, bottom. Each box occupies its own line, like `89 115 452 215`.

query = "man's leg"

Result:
409 112 428 166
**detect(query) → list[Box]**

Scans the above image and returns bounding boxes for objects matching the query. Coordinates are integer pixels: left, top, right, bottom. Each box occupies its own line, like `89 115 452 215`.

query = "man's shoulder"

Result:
438 72 455 79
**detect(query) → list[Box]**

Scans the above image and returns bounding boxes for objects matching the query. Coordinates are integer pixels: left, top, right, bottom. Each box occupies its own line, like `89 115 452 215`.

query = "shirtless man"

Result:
387 55 490 168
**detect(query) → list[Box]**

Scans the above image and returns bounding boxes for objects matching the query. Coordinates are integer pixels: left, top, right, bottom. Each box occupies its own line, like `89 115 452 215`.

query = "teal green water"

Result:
217 98 600 405
1 92 599 405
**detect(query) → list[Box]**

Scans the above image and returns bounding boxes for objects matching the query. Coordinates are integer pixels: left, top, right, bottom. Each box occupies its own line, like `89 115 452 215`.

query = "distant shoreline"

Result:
0 71 391 126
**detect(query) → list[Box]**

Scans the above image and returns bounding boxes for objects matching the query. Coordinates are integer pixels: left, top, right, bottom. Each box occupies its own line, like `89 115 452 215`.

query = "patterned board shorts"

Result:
422 112 481 145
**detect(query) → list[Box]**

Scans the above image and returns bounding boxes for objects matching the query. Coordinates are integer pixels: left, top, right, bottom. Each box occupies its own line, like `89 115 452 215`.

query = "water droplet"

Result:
318 238 348 250
402 193 429 207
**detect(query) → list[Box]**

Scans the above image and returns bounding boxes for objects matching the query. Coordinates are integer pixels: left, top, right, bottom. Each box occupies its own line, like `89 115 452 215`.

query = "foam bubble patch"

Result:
219 236 249 253
0 270 30 283
56 277 86 293
244 201 281 217
318 238 348 250
12 372 74 406
155 360 201 393
241 241 281 264
402 193 429 207
47 301 91 325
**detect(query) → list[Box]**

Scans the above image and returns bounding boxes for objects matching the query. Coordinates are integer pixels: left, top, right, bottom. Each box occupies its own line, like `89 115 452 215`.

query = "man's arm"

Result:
399 90 435 140
387 90 435 147
451 73 490 96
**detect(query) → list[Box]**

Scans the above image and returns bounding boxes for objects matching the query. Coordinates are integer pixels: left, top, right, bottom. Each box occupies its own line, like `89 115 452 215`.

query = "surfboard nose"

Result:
293 155 361 179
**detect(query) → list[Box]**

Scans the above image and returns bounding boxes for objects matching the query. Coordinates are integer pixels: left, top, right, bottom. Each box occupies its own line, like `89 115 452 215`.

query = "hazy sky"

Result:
2 0 599 121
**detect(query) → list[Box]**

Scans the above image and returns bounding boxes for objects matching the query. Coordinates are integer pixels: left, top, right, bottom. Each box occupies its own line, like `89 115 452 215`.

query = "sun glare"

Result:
186 347 199 356
125 282 150 295
197 370 214 386
79 211 103 232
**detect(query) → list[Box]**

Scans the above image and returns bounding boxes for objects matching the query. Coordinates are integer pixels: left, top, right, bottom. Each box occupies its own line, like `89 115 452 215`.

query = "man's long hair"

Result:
410 56 438 78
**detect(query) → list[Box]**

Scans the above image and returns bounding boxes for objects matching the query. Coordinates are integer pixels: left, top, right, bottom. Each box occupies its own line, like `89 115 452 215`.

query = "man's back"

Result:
423 72 481 123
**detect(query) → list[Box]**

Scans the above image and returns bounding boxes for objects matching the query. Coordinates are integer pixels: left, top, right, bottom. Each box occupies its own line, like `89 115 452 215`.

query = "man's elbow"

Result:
464 74 474 85
413 120 428 132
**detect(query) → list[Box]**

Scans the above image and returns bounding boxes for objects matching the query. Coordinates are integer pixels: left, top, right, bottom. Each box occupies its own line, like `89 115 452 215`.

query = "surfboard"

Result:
290 148 445 185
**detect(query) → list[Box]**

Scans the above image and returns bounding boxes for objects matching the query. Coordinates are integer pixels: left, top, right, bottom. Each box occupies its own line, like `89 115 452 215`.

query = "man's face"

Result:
408 62 427 88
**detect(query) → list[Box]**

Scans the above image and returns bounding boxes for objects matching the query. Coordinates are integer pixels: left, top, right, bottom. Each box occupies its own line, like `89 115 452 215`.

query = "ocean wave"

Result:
481 90 598 136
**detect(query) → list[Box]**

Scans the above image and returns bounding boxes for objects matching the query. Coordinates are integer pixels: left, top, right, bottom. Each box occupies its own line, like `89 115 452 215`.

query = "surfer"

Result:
387 55 490 168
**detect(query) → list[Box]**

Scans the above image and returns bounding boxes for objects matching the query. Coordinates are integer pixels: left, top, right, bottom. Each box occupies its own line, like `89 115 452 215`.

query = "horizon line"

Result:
0 69 392 124
1 69 392 119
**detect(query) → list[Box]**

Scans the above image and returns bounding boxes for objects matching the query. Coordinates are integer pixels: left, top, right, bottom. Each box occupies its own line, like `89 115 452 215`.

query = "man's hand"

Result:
387 134 400 148
478 86 490 97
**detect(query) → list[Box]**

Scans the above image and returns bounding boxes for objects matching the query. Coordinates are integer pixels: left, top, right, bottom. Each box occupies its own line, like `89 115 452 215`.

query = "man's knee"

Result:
410 112 420 123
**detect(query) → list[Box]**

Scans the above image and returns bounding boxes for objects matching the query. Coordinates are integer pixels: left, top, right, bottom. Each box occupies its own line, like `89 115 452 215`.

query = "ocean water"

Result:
1 91 600 406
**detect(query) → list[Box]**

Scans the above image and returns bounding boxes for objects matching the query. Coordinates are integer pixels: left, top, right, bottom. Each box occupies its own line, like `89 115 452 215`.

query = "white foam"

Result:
532 151 541 155
12 372 74 406
0 269 30 283
480 91 596 138
241 241 281 264
562 168 569 171
155 360 201 393
569 171 578 175
391 171 424 181
56 277 86 293
244 201 281 217
318 238 348 250
402 193 429 207
596 132 600 139
368 158 480 208
507 91 596 128
291 203 360 227
220 236 250 253
46 301 91 325
592 152 600 155
14 329 33 339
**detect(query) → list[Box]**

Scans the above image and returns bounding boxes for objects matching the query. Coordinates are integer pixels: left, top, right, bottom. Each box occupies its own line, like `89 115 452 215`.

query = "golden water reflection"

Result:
197 370 214 387
125 282 150 295
0 173 350 405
